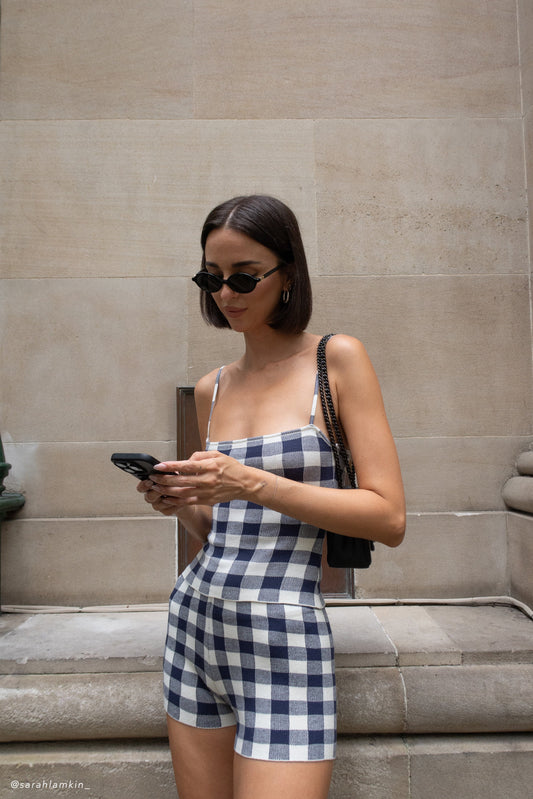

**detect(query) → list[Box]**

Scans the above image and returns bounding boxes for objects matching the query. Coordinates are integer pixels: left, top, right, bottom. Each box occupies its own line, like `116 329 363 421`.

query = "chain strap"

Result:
317 334 356 489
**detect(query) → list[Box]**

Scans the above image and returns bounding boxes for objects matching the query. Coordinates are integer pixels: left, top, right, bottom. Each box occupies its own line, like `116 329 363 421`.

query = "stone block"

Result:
0 120 193 279
0 611 167 675
519 0 533 115
336 668 405 735
328 606 396 667
356 513 508 599
403 664 533 733
423 605 533 665
0 741 177 799
508 512 533 609
315 118 528 278
3 441 178 520
331 736 409 799
373 606 461 666
311 275 532 440
0 120 316 281
0 518 177 607
526 107 533 247
395 436 529 513
0 277 187 444
0 672 166 742
0 615 28 639
408 734 533 799
0 0 193 119
194 0 519 118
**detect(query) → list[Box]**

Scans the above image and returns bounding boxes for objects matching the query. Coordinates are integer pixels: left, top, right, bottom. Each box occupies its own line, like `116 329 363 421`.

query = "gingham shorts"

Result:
163 579 337 761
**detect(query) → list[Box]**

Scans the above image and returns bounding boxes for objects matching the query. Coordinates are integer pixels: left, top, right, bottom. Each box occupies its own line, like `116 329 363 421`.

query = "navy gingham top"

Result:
179 368 338 608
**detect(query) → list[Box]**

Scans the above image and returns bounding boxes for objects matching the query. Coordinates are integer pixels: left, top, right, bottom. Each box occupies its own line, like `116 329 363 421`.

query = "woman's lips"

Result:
223 306 246 317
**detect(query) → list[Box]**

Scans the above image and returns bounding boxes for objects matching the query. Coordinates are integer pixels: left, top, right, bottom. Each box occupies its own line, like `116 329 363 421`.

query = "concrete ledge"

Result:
1 735 533 799
403 664 533 733
0 740 177 799
0 673 167 742
336 667 406 734
1 603 533 743
0 611 167 675
407 734 533 799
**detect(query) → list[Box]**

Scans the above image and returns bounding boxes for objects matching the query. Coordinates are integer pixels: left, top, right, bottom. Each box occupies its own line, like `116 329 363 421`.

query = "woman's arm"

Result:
150 337 405 548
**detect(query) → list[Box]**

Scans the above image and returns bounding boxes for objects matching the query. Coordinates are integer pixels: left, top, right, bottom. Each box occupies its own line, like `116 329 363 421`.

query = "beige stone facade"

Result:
1 0 532 608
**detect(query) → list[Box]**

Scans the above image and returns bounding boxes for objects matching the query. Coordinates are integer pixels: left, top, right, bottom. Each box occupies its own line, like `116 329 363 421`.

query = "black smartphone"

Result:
111 453 175 481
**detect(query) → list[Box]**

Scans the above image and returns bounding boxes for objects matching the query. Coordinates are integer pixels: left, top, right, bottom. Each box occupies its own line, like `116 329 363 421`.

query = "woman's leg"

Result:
233 755 334 799
167 714 236 799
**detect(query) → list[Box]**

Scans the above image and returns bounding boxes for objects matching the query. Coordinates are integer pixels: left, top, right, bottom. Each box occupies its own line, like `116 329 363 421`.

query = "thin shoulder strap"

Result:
205 366 224 446
309 373 320 425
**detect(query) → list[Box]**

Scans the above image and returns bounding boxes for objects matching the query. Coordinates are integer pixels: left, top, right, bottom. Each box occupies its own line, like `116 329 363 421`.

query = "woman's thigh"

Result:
167 715 236 799
233 754 334 799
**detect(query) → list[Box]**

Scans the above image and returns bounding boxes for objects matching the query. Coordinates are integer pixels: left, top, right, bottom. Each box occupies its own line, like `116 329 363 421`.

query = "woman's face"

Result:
203 227 288 333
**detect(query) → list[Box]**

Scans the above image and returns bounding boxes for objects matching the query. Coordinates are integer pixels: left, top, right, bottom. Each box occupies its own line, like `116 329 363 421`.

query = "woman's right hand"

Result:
136 478 212 543
137 479 178 517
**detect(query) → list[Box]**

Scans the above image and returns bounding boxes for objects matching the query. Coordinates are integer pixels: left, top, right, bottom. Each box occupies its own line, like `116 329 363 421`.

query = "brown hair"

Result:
197 195 312 334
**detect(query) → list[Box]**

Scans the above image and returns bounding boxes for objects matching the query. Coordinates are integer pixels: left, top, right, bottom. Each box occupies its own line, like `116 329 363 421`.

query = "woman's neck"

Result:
239 329 317 373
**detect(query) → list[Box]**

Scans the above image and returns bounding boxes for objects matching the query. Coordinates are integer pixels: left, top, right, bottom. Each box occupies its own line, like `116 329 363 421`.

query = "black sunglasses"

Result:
192 264 282 294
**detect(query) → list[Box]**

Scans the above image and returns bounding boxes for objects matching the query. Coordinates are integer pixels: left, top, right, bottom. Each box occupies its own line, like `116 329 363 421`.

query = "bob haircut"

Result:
197 195 312 334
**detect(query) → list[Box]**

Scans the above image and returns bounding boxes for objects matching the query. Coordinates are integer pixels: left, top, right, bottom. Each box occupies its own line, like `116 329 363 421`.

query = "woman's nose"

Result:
218 282 239 300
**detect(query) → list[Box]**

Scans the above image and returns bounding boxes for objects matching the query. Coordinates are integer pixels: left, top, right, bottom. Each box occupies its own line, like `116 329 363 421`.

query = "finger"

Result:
144 487 164 504
150 473 179 487
188 450 217 461
152 461 182 473
150 484 200 506
161 495 199 509
159 460 211 478
155 451 217 474
151 469 203 488
152 496 178 516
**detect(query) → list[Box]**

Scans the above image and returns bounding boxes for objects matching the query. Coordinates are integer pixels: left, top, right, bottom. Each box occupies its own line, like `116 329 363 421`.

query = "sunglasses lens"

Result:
227 274 257 293
192 271 261 293
192 272 222 293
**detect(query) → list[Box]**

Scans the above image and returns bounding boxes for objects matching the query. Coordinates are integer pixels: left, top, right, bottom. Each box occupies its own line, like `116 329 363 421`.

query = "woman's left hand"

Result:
148 450 252 507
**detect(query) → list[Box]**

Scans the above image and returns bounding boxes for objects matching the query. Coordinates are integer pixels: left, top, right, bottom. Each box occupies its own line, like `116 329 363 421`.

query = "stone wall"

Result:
1 0 532 606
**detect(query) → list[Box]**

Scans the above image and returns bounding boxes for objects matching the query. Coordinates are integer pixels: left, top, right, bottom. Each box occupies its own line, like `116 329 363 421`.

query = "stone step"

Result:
1 601 533 742
1 734 533 799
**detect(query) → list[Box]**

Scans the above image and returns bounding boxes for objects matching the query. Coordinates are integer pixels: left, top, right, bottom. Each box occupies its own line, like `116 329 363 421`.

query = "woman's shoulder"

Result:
321 333 378 392
321 333 368 364
194 360 242 405
194 366 223 404
322 333 381 408
194 366 227 434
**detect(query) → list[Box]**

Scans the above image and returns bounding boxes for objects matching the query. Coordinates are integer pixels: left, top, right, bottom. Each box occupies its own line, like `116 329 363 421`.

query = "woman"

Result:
138 195 405 799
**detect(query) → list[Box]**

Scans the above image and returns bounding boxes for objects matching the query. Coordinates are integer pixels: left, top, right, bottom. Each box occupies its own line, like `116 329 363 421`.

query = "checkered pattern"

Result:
164 580 336 761
180 370 337 609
